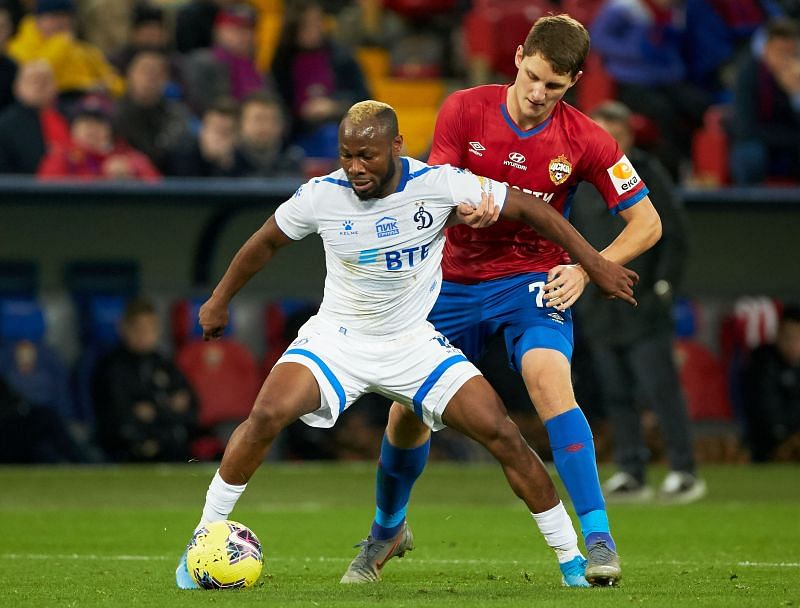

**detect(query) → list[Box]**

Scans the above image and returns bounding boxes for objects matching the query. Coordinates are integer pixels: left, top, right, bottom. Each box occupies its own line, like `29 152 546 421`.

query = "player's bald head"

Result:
340 100 399 142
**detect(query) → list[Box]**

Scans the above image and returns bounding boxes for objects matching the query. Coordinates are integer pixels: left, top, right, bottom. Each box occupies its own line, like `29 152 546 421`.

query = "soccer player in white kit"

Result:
176 101 639 588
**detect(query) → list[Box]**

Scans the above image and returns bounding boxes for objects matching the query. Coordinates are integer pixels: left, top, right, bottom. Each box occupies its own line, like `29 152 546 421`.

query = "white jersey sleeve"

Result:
441 165 508 211
274 181 319 240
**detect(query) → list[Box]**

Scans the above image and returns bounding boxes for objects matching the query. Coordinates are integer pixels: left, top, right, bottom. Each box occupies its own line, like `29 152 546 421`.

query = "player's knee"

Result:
247 396 292 440
480 416 526 457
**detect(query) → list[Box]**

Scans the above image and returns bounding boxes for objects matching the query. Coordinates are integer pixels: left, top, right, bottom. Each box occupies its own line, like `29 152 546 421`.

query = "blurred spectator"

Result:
0 0 17 112
176 0 235 54
110 2 170 73
38 94 161 181
167 97 243 177
77 0 136 57
184 4 266 116
7 0 125 103
271 0 369 158
730 17 800 185
113 49 192 173
591 0 710 178
742 306 800 462
235 90 304 176
680 0 766 97
0 59 68 173
92 298 198 462
571 101 705 502
0 375 86 463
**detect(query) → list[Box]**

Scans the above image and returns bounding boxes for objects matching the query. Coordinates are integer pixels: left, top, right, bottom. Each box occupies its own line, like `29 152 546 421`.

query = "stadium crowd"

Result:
0 0 798 470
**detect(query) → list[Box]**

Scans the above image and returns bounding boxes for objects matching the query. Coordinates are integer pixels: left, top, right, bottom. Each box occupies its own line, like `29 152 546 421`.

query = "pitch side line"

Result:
2 553 799 569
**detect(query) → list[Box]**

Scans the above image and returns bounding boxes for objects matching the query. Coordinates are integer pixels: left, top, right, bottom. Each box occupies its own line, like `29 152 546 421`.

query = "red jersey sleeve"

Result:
428 91 466 167
580 126 649 215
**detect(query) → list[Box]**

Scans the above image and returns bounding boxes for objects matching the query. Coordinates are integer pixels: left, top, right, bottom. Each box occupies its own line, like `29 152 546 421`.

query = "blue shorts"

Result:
428 272 574 371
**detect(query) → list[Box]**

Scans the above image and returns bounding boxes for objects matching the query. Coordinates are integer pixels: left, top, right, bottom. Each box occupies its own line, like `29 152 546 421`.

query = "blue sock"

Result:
371 434 430 541
545 407 615 551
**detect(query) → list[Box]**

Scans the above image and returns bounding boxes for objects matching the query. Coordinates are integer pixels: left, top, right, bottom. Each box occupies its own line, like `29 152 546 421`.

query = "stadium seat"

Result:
383 0 457 19
371 77 445 109
356 47 391 88
262 298 318 373
174 298 261 431
718 296 782 429
177 339 262 429
575 52 616 113
0 297 74 422
691 106 730 186
395 107 438 158
464 1 558 79
0 260 38 297
674 338 734 422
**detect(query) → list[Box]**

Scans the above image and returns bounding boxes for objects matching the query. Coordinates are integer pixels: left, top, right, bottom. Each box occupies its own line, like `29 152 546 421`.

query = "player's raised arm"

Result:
500 188 640 305
200 215 293 340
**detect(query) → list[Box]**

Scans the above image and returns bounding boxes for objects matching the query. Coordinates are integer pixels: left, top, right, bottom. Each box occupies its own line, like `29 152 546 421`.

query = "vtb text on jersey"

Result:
274 157 508 337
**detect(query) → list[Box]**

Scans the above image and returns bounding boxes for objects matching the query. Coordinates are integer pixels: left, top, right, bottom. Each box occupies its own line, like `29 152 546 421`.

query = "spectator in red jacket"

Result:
38 95 160 181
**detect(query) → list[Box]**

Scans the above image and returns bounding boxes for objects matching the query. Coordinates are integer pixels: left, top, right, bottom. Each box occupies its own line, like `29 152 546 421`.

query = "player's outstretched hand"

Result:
456 192 500 228
543 265 590 311
585 259 640 306
198 297 229 340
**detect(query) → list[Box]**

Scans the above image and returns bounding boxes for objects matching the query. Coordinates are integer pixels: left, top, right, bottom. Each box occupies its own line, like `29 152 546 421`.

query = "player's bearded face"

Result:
512 52 577 126
340 138 397 200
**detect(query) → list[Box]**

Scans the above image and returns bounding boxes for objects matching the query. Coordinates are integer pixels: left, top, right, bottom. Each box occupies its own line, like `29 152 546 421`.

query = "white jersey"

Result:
274 157 508 338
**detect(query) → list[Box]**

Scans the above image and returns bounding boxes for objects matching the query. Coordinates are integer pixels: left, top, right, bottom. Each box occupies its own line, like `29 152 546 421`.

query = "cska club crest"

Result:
548 154 572 185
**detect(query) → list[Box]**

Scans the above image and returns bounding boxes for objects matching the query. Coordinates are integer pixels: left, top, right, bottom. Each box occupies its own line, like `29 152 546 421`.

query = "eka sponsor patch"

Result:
607 155 641 195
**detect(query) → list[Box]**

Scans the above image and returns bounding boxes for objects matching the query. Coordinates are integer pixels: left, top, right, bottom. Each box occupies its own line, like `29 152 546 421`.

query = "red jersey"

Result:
429 84 649 283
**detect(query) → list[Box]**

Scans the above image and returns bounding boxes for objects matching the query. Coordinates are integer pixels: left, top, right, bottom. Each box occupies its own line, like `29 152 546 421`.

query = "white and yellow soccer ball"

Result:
187 520 263 589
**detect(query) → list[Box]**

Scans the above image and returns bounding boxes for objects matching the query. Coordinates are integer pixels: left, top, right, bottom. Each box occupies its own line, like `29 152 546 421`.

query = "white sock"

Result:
198 469 247 528
531 501 583 564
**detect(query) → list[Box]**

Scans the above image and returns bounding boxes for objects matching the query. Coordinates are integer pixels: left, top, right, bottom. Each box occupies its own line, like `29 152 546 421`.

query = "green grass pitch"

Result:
1 463 798 607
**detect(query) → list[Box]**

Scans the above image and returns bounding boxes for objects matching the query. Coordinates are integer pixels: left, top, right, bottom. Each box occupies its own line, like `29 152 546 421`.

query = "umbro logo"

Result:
548 311 565 324
468 141 485 156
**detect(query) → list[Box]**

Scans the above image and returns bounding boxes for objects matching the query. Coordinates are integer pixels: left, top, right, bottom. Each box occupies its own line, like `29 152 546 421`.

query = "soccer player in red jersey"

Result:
342 15 662 587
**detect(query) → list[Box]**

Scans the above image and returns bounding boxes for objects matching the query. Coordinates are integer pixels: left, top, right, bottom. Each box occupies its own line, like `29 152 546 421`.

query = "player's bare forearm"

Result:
501 189 639 304
501 190 610 275
600 197 662 265
210 216 291 304
201 216 292 340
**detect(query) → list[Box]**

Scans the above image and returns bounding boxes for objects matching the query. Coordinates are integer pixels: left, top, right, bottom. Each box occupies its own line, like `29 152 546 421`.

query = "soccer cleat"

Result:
559 555 590 587
175 544 200 590
585 539 621 587
659 471 707 504
603 472 654 503
340 522 415 583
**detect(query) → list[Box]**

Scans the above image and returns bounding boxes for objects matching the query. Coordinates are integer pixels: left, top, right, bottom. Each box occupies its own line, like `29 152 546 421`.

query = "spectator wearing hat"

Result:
184 4 266 115
7 0 125 100
175 0 235 55
38 94 160 180
0 60 68 174
113 49 193 172
110 2 170 73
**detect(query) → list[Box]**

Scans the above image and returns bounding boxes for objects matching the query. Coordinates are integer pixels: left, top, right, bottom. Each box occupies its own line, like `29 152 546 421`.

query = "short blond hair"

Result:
342 100 398 137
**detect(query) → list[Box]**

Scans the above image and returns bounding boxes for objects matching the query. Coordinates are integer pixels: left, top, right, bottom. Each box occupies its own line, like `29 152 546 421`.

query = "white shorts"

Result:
273 315 481 431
